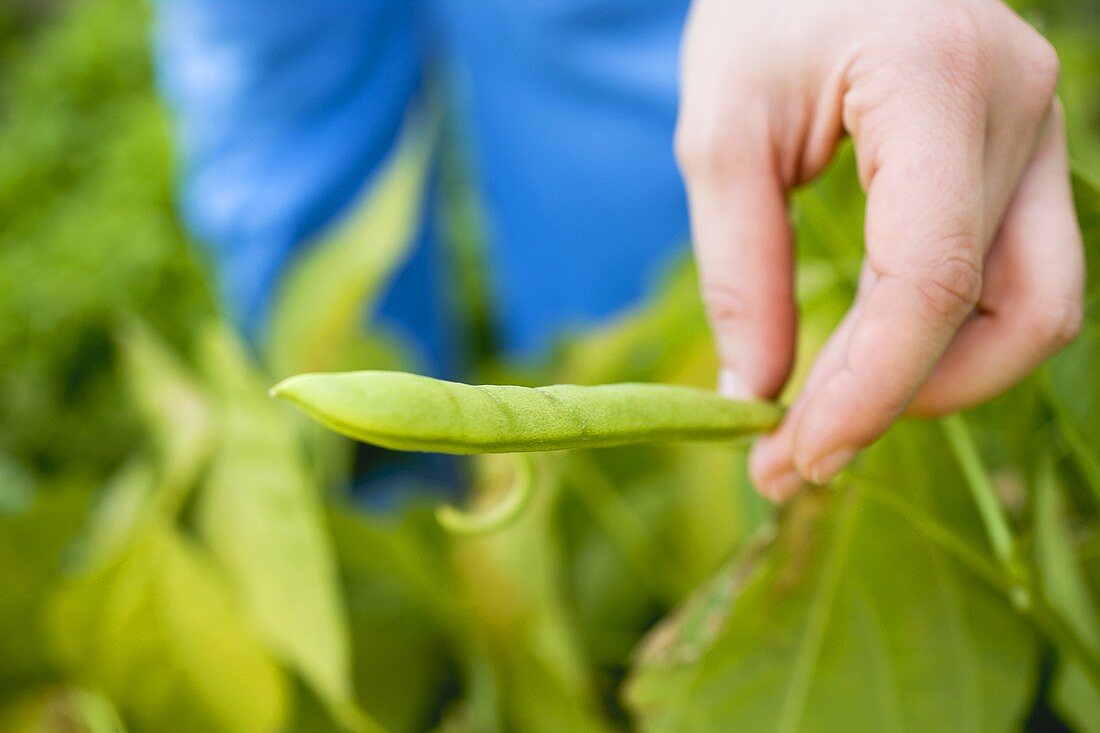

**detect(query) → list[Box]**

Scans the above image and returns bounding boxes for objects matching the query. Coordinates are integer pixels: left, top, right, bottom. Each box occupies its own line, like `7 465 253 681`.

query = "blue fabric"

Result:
154 0 692 370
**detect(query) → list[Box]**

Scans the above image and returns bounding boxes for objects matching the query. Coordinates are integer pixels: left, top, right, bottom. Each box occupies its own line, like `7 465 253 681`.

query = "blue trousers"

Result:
154 0 693 373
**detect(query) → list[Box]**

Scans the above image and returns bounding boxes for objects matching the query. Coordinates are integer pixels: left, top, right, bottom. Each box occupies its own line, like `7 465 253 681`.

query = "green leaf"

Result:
0 485 90 684
48 524 288 733
0 0 218 490
196 325 359 728
791 142 864 289
453 454 616 733
626 422 1038 733
116 319 213 511
265 121 432 378
1072 171 1100 307
557 260 709 386
1043 171 1100 504
1034 454 1100 731
73 460 157 570
0 687 127 733
328 508 455 733
0 453 35 516
560 454 690 667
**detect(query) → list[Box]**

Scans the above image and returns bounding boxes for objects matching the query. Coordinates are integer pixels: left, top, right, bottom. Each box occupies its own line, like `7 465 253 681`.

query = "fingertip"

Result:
707 296 796 401
719 368 753 400
758 469 804 503
750 433 783 477
750 424 803 502
799 446 856 485
905 384 961 419
790 373 873 484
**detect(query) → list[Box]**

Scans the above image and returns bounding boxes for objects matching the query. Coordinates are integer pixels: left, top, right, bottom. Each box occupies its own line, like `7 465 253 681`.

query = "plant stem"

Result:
1030 591 1100 694
856 474 1100 696
941 415 1017 570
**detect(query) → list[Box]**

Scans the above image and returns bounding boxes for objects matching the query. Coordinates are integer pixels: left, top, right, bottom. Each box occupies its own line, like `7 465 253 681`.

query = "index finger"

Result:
787 102 988 483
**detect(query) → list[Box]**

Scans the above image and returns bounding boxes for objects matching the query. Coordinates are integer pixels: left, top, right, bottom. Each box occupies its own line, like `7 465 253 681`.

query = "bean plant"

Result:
2 0 1100 731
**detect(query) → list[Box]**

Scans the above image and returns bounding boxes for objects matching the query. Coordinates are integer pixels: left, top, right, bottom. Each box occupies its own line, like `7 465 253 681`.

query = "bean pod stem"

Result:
435 454 536 535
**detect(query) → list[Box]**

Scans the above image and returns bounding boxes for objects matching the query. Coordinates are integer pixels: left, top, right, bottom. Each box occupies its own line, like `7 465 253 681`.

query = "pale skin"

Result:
678 0 1085 501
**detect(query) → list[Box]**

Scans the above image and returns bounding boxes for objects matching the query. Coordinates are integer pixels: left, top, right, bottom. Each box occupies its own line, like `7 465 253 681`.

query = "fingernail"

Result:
759 468 804 503
719 368 752 399
806 447 856 485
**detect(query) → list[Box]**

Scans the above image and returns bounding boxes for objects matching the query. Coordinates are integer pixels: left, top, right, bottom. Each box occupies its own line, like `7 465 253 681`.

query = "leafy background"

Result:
1 0 1100 731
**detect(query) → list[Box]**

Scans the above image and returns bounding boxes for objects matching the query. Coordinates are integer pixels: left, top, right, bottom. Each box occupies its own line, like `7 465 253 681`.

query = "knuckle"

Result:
909 7 990 95
1020 33 1061 103
925 8 984 64
675 99 767 183
674 122 744 183
673 123 713 177
1026 295 1083 351
914 242 984 319
1050 96 1066 127
701 278 754 327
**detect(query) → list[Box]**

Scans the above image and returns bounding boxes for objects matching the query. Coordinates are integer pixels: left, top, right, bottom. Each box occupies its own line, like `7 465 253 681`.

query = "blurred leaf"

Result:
328 505 458 623
453 455 615 733
195 324 359 729
266 123 432 378
0 686 127 733
561 455 683 670
0 0 214 484
0 485 90 684
662 446 765 585
327 505 515 733
626 423 1038 733
0 452 35 515
331 509 455 732
48 523 288 733
1034 454 1100 731
558 260 707 386
73 461 156 570
1071 171 1100 303
791 143 864 287
116 320 212 509
1043 171 1100 505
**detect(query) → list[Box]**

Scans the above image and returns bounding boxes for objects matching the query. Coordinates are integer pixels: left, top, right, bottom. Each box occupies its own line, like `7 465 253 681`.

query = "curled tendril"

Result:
436 454 536 536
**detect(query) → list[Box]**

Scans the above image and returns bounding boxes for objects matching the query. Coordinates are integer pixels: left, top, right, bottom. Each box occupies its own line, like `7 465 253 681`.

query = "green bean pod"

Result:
271 370 781 454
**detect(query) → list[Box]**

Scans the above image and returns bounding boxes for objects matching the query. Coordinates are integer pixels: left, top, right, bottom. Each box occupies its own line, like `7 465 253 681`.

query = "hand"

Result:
677 0 1084 500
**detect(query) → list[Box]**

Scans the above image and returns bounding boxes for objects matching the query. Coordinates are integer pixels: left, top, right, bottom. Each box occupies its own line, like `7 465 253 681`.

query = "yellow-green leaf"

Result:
265 120 432 378
48 525 287 733
116 320 213 510
197 325 358 727
1035 455 1100 732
